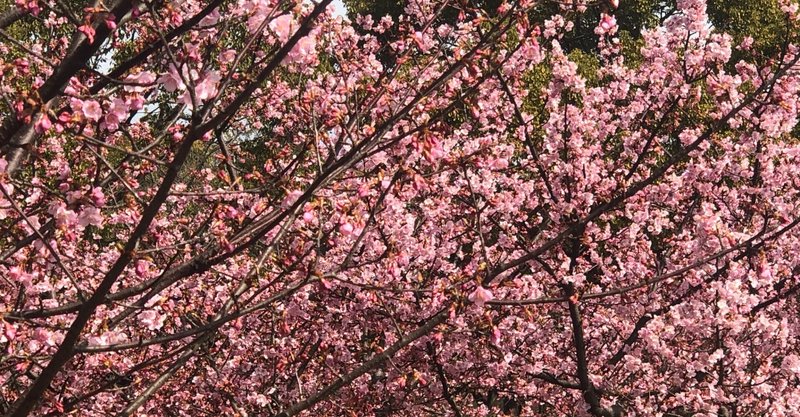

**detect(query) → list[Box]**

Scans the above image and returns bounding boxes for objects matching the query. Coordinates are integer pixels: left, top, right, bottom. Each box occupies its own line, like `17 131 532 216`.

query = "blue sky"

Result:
332 0 347 18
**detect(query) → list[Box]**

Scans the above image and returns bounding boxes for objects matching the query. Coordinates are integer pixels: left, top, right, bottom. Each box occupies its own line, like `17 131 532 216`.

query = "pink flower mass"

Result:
1 0 800 416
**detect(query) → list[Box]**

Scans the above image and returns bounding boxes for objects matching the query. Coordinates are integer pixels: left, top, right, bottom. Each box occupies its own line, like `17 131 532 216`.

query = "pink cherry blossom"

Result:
78 24 95 44
48 202 78 229
468 286 494 307
0 1 798 416
158 68 186 92
282 190 304 209
285 34 317 64
783 355 800 375
124 71 156 93
339 222 354 235
138 310 165 331
596 13 618 35
15 0 40 15
81 100 102 121
269 14 296 43
194 71 220 102
219 49 237 64
77 207 103 227
33 114 51 133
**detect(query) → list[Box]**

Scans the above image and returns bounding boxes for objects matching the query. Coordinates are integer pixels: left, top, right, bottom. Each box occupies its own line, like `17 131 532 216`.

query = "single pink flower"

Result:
783 354 800 375
220 49 237 64
82 100 102 121
135 259 151 278
49 202 78 229
339 222 354 235
282 190 304 210
77 206 103 227
269 14 296 44
124 71 155 93
78 24 95 44
469 285 494 307
139 310 165 331
2 320 16 342
158 68 186 92
34 114 51 133
491 326 502 345
194 71 220 102
597 13 617 35
105 16 116 30
90 187 106 207
285 35 317 64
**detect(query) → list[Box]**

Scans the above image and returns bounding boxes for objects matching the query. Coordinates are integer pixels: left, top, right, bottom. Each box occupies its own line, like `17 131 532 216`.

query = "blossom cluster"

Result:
0 0 800 416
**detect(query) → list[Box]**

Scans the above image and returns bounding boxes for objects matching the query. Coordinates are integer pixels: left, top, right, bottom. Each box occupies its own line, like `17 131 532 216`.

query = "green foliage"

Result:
345 0 792 59
618 29 645 69
707 0 789 60
567 49 600 86
519 61 550 142
344 0 505 21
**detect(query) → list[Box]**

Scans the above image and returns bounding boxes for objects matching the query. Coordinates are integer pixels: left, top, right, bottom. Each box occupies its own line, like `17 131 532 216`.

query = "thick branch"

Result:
566 286 612 417
0 6 25 30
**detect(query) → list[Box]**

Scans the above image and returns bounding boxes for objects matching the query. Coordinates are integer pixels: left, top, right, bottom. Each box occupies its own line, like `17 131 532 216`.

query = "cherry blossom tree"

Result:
1 0 800 416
